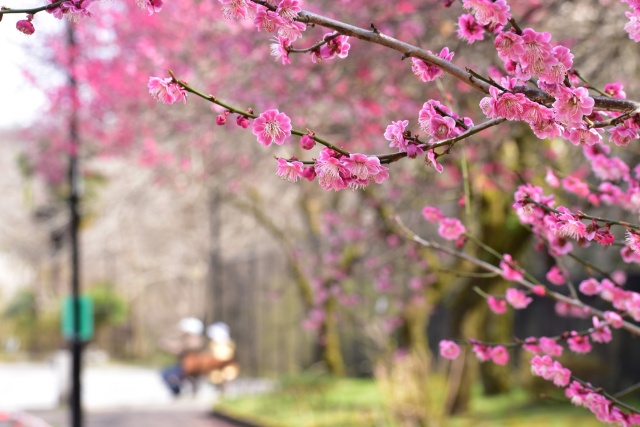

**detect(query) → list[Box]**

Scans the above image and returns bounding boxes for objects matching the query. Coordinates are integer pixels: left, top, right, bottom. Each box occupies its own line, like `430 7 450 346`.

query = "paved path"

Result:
0 361 272 427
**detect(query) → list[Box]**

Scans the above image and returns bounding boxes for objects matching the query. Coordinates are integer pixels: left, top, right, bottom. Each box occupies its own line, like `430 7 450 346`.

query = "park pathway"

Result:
0 360 272 427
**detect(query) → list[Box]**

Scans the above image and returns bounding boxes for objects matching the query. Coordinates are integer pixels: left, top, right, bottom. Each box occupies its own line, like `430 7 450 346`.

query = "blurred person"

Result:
205 322 239 392
158 317 205 397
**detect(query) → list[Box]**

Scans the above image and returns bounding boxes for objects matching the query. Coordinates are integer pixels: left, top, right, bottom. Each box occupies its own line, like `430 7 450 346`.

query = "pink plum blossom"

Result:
438 218 466 241
604 82 626 98
539 337 563 357
546 266 565 285
252 109 292 146
505 288 532 309
462 0 511 28
579 278 601 296
270 36 292 64
500 254 524 281
312 33 351 62
487 296 507 314
553 86 594 126
411 48 454 82
490 345 509 365
384 120 409 152
219 0 249 20
421 206 444 222
457 14 484 44
341 153 389 188
567 331 592 353
426 149 444 173
439 340 461 360
148 77 187 105
472 344 492 362
590 316 612 343
276 158 304 182
314 148 347 191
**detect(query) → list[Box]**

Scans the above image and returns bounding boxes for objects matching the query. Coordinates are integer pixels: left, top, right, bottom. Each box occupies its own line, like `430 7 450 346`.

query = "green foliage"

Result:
3 289 37 320
86 282 128 329
2 289 63 353
215 375 606 427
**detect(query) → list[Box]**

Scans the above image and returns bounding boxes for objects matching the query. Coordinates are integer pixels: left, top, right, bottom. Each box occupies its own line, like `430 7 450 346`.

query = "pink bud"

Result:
301 166 316 181
236 115 250 128
300 134 315 150
16 19 35 35
216 114 226 125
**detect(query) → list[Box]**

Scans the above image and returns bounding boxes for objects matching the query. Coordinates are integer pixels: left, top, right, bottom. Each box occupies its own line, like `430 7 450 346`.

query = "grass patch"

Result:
215 375 606 427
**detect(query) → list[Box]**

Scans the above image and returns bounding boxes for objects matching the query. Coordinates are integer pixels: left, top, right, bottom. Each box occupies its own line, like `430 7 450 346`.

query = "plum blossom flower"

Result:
276 158 304 182
421 206 444 222
624 10 640 42
505 288 532 309
137 0 162 15
384 120 409 152
500 254 523 281
553 86 594 126
426 149 444 173
530 355 554 379
252 109 292 146
495 31 524 62
254 9 283 33
411 48 454 82
314 148 347 191
490 345 509 365
553 207 586 240
604 311 623 329
438 218 466 241
439 340 461 360
219 0 249 20
277 18 306 42
270 36 291 64
546 266 565 285
312 33 351 62
626 230 640 253
518 28 554 78
47 0 94 19
604 82 626 98
462 0 511 28
539 45 573 85
538 337 563 357
487 296 507 314
148 77 187 105
472 344 492 362
609 125 638 146
341 153 389 188
578 278 601 296
590 316 612 343
457 14 484 44
276 0 300 20
567 331 592 354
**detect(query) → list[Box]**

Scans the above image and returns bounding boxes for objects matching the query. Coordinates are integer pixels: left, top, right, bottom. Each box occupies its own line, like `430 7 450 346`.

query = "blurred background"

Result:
1 0 640 426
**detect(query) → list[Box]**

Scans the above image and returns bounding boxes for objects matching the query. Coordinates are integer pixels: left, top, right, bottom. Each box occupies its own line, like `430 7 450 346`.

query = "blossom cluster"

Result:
622 0 640 41
458 9 640 149
532 352 640 425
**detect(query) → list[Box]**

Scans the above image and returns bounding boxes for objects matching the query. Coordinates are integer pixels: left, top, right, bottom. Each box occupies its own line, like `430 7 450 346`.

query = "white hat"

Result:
207 322 231 342
179 317 204 335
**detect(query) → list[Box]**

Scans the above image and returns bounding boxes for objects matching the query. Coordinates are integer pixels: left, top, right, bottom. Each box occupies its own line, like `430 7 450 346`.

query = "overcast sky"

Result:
0 10 62 130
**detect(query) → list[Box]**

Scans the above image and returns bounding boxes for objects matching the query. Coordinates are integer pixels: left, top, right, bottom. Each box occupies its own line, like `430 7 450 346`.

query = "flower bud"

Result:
216 114 226 125
16 19 35 35
236 115 250 128
300 134 315 150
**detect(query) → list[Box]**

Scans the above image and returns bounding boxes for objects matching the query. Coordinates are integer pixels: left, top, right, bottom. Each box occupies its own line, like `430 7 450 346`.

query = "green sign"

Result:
61 295 94 341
